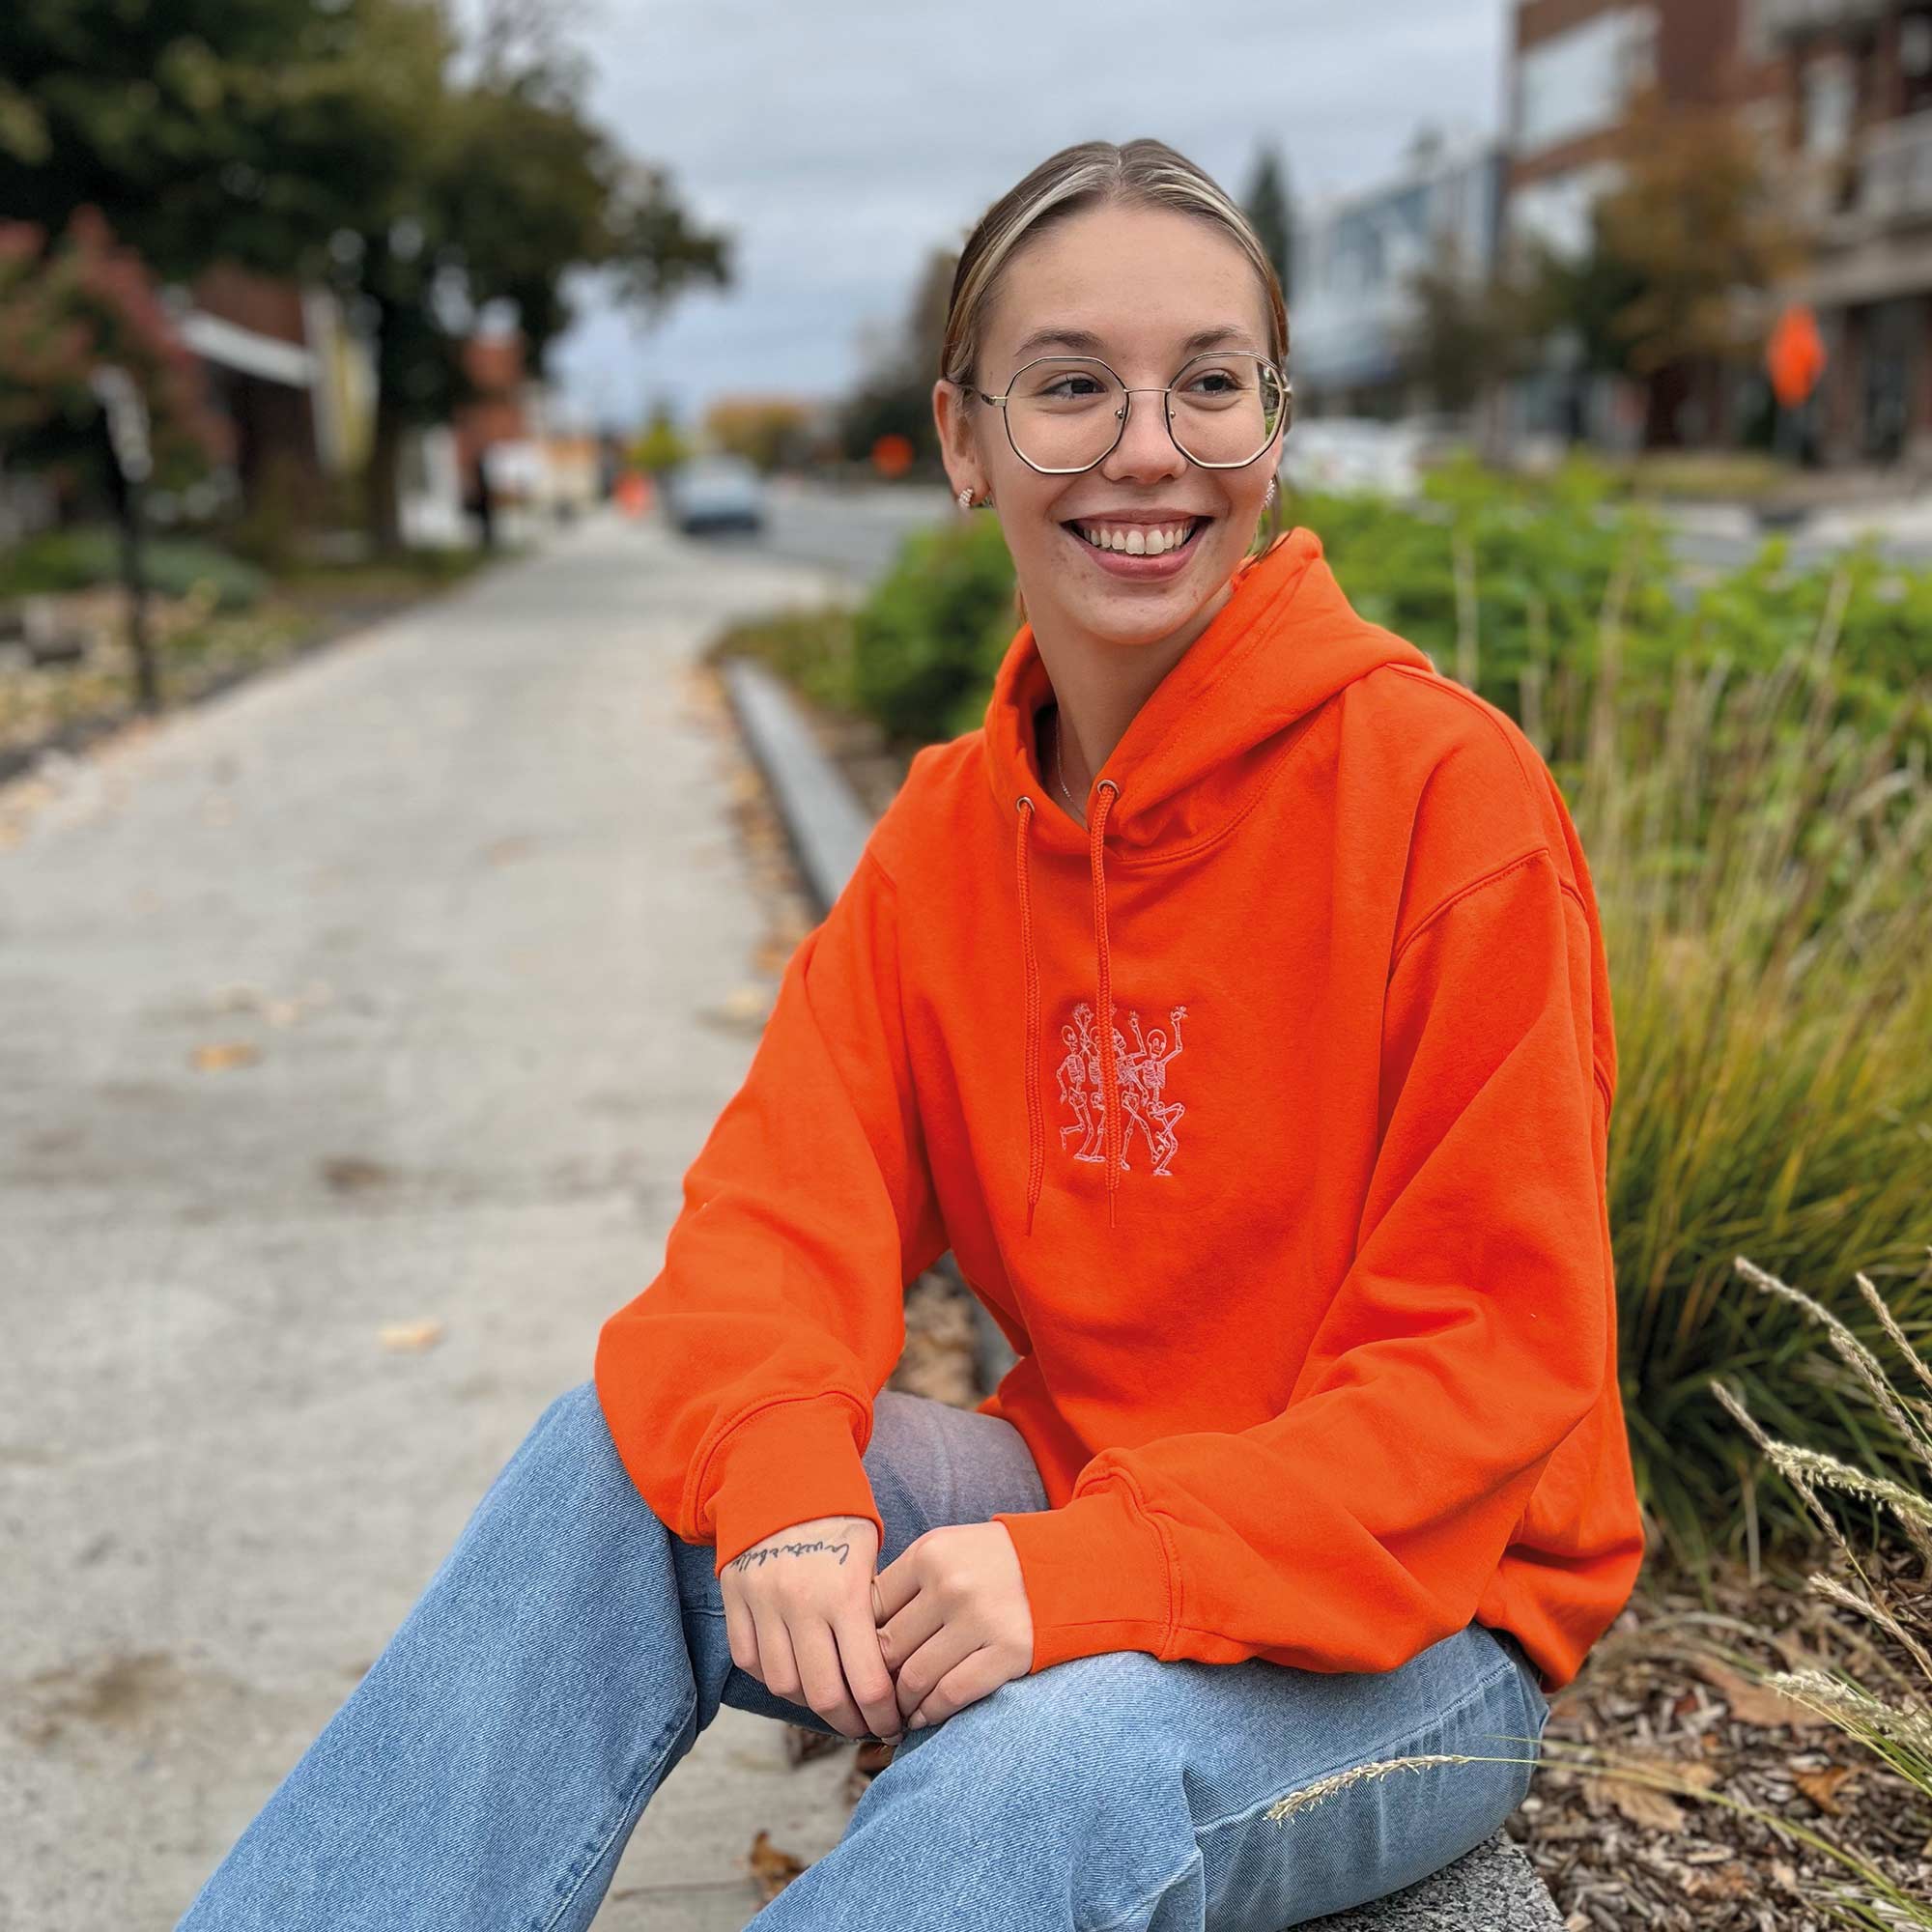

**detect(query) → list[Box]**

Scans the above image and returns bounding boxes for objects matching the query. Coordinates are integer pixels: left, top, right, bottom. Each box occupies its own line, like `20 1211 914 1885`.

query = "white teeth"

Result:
1075 520 1196 554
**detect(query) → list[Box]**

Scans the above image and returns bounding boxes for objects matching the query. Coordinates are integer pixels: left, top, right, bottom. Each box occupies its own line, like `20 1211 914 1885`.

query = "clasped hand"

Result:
719 1514 1034 1744
872 1520 1034 1731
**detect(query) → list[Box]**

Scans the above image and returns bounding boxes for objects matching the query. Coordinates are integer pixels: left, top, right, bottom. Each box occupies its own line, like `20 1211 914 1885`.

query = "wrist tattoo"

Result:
728 1533 852 1574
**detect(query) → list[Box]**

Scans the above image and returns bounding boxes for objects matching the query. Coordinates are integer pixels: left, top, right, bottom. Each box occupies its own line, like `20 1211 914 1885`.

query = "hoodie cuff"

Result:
992 1484 1178 1673
705 1396 885 1577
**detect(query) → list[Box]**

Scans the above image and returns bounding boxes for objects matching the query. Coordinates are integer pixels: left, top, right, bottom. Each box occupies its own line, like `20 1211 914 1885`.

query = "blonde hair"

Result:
940 137 1293 622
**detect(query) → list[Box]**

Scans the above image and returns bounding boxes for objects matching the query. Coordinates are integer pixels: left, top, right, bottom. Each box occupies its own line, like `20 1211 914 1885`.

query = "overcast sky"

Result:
544 0 1513 432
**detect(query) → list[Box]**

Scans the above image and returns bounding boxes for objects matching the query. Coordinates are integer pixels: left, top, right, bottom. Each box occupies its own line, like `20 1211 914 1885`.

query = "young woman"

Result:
175 138 1645 1932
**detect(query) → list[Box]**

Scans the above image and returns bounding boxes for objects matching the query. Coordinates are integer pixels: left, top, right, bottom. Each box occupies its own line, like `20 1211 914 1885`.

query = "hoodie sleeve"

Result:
991 843 1612 1676
593 843 951 1577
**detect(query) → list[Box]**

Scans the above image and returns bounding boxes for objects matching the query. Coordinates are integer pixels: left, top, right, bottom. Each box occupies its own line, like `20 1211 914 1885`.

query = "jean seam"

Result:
538 1687 697 1932
1198 1662 1530 1839
1083 1661 1523 1932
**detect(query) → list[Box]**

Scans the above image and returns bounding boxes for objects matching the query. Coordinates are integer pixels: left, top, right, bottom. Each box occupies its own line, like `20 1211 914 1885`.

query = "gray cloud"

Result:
548 0 1509 428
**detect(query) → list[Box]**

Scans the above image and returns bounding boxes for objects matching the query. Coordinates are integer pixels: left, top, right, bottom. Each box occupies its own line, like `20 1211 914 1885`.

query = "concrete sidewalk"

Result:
0 514 867 1929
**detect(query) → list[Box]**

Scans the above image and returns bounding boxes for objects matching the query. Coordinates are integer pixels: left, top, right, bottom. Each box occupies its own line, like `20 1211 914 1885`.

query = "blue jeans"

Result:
173 1381 1550 1931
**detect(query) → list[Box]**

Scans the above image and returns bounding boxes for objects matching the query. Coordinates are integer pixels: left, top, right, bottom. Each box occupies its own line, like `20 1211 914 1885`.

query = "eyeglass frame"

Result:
957 351 1294 476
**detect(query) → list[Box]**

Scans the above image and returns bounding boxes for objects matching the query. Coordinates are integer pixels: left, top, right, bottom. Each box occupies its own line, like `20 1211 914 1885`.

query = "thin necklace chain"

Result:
1050 706 1082 818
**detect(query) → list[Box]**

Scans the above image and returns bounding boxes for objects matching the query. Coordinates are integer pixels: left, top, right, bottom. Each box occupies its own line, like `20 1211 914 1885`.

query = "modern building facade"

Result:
1502 0 1786 449
1753 0 1932 466
1289 128 1507 419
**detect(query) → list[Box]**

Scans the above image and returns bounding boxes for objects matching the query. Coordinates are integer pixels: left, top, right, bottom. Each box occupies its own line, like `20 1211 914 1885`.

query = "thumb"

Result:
871 1579 885 1625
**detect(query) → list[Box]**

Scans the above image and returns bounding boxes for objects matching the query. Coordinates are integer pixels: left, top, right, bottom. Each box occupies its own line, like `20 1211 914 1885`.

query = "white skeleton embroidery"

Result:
1056 999 1188 1178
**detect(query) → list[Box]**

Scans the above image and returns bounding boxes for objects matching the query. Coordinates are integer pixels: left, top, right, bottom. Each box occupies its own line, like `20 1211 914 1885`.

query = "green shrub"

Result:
847 512 1018 744
1577 611 1932 1571
710 602 860 715
0 526 270 611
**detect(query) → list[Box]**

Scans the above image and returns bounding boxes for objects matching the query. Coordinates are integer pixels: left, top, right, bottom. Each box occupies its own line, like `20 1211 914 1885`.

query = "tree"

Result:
1524 83 1807 448
1398 226 1541 456
328 1 734 549
1242 141 1294 310
0 0 414 282
703 397 815 472
0 207 232 707
0 210 227 481
837 246 955 469
1 0 735 550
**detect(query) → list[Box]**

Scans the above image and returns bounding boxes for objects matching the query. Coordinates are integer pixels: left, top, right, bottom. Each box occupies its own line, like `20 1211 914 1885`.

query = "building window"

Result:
1803 53 1857 155
1516 7 1656 153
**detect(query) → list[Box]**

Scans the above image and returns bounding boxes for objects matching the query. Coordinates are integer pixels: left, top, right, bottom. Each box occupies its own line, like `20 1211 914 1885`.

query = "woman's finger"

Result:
721 1580 761 1684
785 1612 867 1739
835 1601 903 1742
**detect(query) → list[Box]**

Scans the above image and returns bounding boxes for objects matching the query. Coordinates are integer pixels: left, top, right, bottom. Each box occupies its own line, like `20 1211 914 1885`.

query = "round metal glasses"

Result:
962 352 1293 475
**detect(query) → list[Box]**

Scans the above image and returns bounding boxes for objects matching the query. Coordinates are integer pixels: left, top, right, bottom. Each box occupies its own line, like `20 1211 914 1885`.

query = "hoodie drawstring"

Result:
1015 779 1123 1235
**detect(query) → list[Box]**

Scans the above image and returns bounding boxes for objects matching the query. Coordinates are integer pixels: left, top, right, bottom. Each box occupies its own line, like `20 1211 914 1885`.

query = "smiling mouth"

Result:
1061 516 1213 556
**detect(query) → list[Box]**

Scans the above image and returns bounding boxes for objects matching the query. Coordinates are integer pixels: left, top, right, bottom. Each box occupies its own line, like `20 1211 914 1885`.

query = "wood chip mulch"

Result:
1516 1532 1930 1930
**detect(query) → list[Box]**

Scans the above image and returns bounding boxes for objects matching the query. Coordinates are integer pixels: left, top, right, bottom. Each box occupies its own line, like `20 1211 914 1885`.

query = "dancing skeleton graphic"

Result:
1055 1000 1188 1178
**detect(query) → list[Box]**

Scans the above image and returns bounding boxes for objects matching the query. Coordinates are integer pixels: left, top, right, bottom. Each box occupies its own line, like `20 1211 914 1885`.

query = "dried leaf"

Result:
190 1040 260 1071
747 1828 807 1902
1581 1772 1684 1833
378 1320 443 1351
1792 1763 1856 1814
781 1723 843 1769
1580 1749 1719 1833
1692 1657 1836 1729
1680 1863 1752 1901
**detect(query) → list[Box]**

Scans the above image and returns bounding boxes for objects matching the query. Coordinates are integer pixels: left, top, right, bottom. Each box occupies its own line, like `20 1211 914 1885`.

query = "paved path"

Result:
0 513 865 1929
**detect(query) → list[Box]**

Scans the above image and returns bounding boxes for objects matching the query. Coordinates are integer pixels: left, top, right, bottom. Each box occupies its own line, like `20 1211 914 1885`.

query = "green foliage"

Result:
1575 630 1932 1571
0 0 422 284
846 512 1021 743
0 526 268 610
709 604 858 716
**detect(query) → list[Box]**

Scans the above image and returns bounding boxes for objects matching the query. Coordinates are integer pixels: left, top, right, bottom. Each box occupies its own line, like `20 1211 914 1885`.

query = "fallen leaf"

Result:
190 1040 260 1071
1692 1657 1836 1729
378 1321 443 1351
1793 1763 1856 1814
747 1829 807 1902
1682 1864 1752 1901
1580 1748 1719 1833
781 1723 843 1769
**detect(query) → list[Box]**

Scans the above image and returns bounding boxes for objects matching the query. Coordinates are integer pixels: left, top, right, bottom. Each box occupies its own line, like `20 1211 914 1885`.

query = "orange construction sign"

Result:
1766 303 1826 409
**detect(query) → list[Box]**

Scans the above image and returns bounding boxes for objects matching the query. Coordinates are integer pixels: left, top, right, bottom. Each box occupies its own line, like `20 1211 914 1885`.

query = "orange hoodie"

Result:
594 525 1647 1694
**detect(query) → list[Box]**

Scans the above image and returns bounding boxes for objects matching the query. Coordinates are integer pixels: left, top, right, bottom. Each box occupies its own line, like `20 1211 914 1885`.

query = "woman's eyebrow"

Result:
1008 324 1259 360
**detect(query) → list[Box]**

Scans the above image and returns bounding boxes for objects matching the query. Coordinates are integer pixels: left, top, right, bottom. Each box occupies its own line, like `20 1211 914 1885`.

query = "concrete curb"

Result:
722 651 1561 1931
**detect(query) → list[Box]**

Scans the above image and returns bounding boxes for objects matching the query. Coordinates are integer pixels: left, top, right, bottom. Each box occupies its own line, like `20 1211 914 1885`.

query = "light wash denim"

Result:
174 1380 1550 1931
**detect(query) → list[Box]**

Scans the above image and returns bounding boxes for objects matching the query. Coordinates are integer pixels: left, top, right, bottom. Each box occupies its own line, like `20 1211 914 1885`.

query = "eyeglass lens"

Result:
1002 354 1287 471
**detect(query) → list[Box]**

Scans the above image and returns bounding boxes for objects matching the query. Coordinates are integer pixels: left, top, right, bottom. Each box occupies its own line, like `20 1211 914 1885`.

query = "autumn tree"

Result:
1526 82 1807 447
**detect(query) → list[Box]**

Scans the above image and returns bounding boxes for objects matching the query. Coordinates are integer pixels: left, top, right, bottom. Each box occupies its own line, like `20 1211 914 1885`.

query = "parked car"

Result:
664 455 768 535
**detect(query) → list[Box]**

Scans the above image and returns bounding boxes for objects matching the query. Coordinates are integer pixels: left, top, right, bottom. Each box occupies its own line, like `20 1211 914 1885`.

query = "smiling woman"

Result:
930 146 1297 816
172 136 1637 1932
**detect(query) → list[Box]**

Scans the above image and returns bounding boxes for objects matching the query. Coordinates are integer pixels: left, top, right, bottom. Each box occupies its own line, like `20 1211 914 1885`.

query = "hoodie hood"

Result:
981 525 1435 1235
